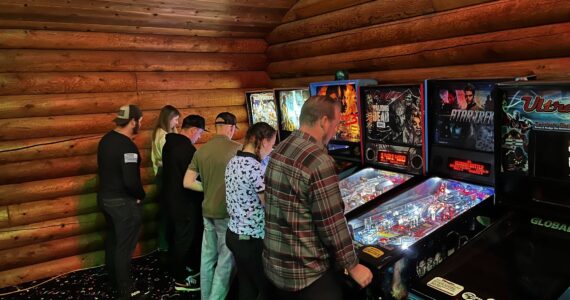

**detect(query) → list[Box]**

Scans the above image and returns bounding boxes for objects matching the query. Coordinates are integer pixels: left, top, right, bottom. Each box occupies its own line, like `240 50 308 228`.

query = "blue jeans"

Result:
201 217 234 300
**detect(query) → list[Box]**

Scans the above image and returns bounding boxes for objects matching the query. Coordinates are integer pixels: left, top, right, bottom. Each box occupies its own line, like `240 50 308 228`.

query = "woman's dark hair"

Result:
244 122 277 159
152 105 180 140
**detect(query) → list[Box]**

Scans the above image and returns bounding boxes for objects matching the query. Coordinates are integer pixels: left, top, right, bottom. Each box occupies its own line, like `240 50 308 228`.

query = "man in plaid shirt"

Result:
263 95 372 299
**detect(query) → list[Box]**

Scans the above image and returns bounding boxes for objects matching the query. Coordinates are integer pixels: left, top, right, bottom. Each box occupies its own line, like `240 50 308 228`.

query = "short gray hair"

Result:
299 95 341 126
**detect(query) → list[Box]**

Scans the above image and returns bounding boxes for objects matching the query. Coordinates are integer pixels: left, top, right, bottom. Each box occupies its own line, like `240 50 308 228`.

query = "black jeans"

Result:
273 269 343 300
226 229 270 300
99 197 142 294
171 201 203 281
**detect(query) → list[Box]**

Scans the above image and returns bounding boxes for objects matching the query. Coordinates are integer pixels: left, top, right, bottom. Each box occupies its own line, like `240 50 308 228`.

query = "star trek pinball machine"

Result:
347 79 508 300
410 81 570 300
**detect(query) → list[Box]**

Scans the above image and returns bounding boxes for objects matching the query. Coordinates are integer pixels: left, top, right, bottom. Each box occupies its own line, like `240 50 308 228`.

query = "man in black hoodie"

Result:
162 115 207 292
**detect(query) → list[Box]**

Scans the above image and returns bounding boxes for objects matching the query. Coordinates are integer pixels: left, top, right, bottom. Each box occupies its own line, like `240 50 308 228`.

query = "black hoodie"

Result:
162 132 203 221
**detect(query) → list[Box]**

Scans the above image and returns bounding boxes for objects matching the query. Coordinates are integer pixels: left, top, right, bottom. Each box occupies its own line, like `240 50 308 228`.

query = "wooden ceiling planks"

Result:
0 0 297 37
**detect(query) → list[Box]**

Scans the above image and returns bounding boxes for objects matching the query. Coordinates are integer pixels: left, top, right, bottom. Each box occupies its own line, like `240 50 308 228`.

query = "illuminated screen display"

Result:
500 87 570 175
448 157 491 176
313 83 361 143
248 91 278 129
276 89 309 132
430 81 497 152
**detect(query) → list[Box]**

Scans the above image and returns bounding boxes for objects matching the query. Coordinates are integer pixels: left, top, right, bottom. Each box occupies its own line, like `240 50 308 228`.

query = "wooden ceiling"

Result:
0 0 298 38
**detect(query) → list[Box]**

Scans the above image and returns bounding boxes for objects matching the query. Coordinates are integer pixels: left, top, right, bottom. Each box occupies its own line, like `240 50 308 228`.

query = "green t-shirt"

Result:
188 135 241 219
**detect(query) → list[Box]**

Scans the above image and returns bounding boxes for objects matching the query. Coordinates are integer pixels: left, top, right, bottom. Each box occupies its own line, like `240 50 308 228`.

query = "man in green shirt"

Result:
184 112 242 300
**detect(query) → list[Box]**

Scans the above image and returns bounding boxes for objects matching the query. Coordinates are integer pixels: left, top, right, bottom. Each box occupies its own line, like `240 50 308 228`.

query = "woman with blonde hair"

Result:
151 105 180 253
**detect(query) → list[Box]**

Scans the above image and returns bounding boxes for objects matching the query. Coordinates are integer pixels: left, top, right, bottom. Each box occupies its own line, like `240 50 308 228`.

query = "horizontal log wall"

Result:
0 29 268 288
268 0 570 85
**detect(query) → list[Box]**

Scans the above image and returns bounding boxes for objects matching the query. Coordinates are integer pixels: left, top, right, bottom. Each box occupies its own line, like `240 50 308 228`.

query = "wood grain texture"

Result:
268 23 570 77
0 124 248 164
0 89 247 119
0 29 267 53
0 71 270 95
0 106 246 141
3 186 156 228
0 50 267 72
267 0 570 61
0 3 277 33
271 57 570 87
0 239 156 288
280 0 373 23
0 168 154 206
0 224 157 271
0 150 151 184
268 0 494 44
0 203 157 251
0 20 268 38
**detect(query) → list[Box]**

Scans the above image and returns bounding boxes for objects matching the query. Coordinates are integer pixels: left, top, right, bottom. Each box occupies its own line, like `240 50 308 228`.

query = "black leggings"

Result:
226 229 270 300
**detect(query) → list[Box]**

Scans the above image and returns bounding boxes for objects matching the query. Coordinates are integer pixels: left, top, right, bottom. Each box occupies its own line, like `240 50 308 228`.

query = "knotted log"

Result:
0 149 151 184
267 0 570 61
0 202 158 250
0 29 267 53
270 57 570 87
0 167 154 206
3 185 156 228
0 50 267 72
269 0 493 44
0 106 247 140
267 22 570 78
0 222 157 271
0 71 270 95
0 123 248 164
0 239 156 288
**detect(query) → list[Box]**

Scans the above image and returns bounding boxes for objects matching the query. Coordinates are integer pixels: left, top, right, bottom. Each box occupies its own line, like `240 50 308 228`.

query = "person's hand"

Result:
348 264 373 288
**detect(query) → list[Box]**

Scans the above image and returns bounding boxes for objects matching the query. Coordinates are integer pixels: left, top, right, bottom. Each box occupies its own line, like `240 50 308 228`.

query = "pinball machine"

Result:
309 79 377 177
410 81 570 300
347 79 507 299
339 84 426 216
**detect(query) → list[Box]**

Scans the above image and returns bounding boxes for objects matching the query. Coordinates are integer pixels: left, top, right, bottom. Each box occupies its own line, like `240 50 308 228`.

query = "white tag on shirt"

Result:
124 153 138 163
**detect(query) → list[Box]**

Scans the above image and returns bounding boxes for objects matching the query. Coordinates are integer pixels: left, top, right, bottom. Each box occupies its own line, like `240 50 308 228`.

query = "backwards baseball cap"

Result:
215 112 238 129
113 105 142 125
182 115 208 131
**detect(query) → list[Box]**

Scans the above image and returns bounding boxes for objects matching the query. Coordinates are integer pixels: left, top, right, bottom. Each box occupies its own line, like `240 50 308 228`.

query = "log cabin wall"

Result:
0 29 271 288
268 0 570 87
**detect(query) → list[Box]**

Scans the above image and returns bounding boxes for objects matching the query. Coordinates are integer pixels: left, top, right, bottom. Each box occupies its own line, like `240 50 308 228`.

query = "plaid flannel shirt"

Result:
263 130 358 291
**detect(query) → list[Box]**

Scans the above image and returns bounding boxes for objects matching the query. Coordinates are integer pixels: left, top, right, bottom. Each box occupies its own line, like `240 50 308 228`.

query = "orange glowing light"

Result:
379 151 408 166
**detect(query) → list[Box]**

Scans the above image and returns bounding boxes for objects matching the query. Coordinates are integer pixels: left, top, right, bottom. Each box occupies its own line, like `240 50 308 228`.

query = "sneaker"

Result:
175 275 200 292
185 266 200 278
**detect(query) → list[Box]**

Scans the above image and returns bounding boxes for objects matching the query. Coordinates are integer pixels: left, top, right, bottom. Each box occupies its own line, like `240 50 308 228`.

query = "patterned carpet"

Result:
0 252 201 299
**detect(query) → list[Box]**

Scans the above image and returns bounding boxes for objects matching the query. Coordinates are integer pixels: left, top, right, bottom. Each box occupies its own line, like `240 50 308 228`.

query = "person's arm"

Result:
151 130 166 174
122 148 146 201
183 156 203 191
309 157 372 288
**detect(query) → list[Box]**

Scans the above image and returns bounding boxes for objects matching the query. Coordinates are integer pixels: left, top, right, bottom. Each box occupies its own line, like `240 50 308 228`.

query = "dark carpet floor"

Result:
0 251 201 300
